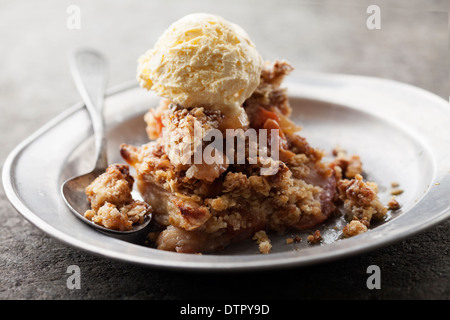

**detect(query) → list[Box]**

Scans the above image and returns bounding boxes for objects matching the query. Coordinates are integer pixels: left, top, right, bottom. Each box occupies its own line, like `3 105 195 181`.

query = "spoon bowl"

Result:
60 49 151 236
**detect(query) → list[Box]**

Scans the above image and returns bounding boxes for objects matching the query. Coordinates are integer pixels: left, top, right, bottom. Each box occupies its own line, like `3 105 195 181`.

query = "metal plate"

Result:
3 73 450 271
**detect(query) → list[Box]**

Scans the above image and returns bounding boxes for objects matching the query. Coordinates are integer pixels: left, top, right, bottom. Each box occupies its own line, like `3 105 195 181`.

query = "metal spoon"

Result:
61 49 151 237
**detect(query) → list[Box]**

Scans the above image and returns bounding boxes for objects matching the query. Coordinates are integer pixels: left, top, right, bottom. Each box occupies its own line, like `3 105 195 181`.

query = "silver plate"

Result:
3 73 450 271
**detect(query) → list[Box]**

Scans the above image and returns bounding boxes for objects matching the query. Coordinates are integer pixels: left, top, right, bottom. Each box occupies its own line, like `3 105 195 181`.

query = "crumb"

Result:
252 230 272 254
294 235 302 243
387 197 401 211
360 217 370 227
434 182 440 186
286 237 294 244
342 219 368 237
307 230 322 244
391 181 400 188
331 147 341 157
331 147 363 179
390 188 404 196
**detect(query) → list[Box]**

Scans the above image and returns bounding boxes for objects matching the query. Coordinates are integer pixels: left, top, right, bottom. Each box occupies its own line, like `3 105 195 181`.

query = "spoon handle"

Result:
69 49 109 171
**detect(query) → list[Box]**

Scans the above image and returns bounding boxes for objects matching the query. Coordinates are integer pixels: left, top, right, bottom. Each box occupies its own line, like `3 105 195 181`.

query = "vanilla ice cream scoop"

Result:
137 13 263 127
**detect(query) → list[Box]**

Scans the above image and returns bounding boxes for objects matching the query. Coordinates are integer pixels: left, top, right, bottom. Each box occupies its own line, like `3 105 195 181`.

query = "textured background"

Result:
0 0 448 299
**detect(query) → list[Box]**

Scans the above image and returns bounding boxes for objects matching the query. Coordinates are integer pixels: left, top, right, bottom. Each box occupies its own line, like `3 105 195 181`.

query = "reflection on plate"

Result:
3 74 450 270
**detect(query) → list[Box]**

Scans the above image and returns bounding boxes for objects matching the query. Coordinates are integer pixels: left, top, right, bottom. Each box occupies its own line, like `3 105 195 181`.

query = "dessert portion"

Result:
121 58 343 253
84 164 152 231
120 12 388 253
83 13 389 253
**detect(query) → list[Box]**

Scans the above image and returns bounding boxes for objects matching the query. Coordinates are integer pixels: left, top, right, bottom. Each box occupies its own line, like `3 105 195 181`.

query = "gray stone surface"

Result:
0 0 448 300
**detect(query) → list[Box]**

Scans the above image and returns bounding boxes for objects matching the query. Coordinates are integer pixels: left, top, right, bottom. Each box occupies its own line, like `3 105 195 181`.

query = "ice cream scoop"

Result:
137 13 263 128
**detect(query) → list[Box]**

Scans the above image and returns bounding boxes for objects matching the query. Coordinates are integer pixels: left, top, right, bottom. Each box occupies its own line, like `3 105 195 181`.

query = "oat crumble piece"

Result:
337 174 387 224
391 181 400 188
342 219 368 237
331 147 363 179
286 236 302 244
387 197 401 211
252 230 272 254
390 188 404 196
307 230 322 244
84 164 152 231
337 174 386 237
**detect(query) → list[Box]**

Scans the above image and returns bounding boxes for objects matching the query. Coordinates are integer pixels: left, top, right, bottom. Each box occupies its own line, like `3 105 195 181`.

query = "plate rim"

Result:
3 74 450 271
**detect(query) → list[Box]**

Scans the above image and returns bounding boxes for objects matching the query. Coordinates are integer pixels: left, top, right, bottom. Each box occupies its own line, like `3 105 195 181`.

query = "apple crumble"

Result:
83 13 389 253
119 60 387 252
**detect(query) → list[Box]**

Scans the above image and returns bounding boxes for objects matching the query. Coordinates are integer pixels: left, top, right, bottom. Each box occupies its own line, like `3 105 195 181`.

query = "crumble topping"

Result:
331 147 363 179
252 230 272 254
390 188 404 196
307 230 322 244
337 174 387 236
84 164 152 231
286 235 302 245
342 219 368 237
387 197 401 211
